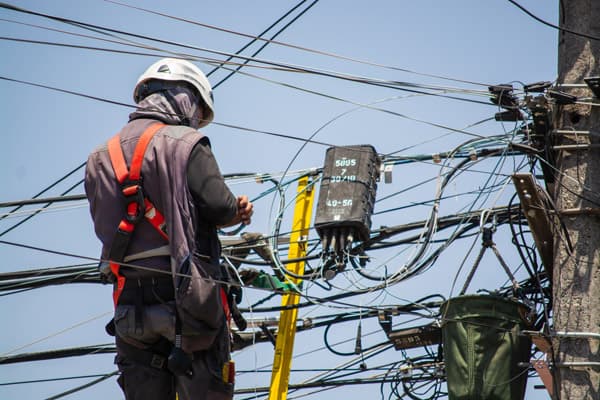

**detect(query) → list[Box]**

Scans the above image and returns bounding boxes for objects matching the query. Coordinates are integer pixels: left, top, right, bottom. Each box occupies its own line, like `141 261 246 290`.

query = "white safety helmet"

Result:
133 58 214 128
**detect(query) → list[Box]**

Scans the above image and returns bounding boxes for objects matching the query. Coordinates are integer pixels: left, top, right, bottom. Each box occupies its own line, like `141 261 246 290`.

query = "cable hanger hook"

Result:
479 209 497 234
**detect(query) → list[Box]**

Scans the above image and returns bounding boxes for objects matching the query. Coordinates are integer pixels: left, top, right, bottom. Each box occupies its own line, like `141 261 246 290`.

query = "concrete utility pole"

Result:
553 1 600 399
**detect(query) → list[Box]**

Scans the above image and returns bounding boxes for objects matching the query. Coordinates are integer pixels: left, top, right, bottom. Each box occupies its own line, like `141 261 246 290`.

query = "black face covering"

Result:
130 85 204 129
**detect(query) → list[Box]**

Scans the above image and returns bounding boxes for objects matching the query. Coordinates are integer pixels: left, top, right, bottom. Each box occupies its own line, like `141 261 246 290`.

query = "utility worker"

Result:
85 57 253 400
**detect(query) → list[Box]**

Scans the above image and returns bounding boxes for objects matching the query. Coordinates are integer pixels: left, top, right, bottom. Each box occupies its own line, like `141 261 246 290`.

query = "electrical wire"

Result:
0 178 84 237
209 0 320 89
0 3 564 396
44 371 118 400
0 372 116 386
3 2 564 398
0 35 168 58
103 0 492 87
0 75 336 147
507 0 600 41
0 21 499 141
0 237 436 313
0 311 112 358
0 3 497 107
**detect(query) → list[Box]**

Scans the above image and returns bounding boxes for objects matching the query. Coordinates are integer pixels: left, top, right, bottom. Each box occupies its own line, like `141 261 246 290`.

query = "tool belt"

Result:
117 276 175 305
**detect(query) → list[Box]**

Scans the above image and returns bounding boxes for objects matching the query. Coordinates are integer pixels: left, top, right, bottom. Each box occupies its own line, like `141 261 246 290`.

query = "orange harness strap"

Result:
107 123 166 306
220 286 231 323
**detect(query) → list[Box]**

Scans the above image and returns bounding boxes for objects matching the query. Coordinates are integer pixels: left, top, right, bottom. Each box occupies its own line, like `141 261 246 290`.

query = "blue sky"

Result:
1 1 558 399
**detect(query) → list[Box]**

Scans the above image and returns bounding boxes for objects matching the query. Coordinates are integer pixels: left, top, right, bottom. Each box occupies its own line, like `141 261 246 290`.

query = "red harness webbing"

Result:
106 123 231 324
107 123 166 306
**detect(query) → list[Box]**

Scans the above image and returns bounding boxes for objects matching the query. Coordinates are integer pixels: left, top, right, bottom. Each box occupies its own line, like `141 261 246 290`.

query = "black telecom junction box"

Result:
314 145 380 253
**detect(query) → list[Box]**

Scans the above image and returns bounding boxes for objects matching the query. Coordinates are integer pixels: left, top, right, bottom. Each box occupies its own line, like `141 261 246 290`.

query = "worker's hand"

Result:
235 195 253 225
218 195 253 228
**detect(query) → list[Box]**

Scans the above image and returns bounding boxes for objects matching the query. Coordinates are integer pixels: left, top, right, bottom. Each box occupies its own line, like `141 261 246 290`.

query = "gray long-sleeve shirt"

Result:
186 136 237 262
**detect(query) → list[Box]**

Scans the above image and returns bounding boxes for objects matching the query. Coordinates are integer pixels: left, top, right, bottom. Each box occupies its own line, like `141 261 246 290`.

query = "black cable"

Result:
0 373 115 387
45 371 118 400
0 269 101 294
507 0 600 41
104 0 490 88
0 193 86 208
0 75 134 107
322 318 388 357
0 19 289 74
507 191 537 279
0 344 115 365
0 239 97 262
0 238 408 313
0 194 522 316
235 375 403 396
211 0 319 89
290 343 396 395
2 16 501 142
0 3 495 107
316 359 406 383
373 183 507 216
0 161 84 220
2 35 494 135
242 206 517 305
0 76 335 147
207 0 308 79
349 223 477 281
0 36 167 58
0 178 84 237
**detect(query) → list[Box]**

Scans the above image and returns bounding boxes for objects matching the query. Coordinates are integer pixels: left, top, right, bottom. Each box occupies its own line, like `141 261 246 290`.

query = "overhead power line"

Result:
0 344 115 365
0 75 335 146
0 162 84 220
507 0 600 41
0 194 86 209
0 177 84 237
0 373 116 387
104 0 491 87
0 2 495 105
0 35 168 58
2 68 492 150
45 371 119 400
0 4 555 400
0 34 494 140
208 0 319 89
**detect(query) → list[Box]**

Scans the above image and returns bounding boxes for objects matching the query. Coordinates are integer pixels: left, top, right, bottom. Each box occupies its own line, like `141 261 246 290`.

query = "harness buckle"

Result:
150 354 166 369
121 180 146 224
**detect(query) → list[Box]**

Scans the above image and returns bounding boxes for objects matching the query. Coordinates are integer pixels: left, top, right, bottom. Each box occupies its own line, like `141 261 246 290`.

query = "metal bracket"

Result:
512 173 554 278
557 207 600 216
532 360 554 397
522 330 553 354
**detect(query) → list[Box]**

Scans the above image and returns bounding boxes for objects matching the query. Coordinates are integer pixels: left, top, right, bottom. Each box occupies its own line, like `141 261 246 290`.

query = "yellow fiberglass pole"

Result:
268 175 315 400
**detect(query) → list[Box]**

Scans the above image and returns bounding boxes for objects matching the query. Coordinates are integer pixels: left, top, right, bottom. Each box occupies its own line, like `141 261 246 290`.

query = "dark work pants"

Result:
116 352 233 400
115 328 233 400
112 276 234 400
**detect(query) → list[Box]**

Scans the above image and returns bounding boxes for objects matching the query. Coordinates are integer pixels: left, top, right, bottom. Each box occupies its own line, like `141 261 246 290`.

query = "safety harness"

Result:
107 122 168 306
106 123 235 380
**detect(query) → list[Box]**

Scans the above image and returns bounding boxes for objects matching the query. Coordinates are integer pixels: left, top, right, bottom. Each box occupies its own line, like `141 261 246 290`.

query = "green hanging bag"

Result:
440 295 533 400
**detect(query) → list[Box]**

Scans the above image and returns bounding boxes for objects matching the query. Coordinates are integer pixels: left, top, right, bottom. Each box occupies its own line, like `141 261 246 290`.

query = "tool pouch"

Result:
113 303 176 345
176 254 224 350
